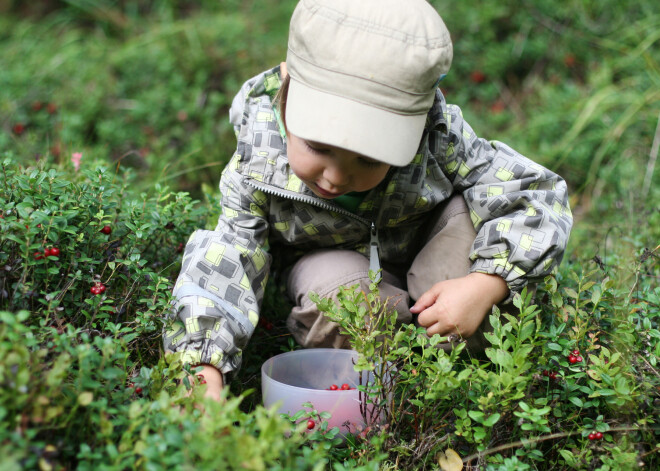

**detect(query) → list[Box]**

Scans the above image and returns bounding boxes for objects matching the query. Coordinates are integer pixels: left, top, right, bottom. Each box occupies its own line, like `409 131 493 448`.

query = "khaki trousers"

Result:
286 195 493 353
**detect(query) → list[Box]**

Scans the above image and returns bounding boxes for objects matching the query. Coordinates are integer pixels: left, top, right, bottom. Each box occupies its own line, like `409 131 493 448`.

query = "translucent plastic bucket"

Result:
261 348 375 435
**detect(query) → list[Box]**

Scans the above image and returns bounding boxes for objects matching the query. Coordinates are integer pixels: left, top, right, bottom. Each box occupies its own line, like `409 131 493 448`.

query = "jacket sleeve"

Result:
436 104 573 297
163 162 271 380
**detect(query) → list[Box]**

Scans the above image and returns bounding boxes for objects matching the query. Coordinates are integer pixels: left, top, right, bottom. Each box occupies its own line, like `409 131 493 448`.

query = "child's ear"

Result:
280 61 288 79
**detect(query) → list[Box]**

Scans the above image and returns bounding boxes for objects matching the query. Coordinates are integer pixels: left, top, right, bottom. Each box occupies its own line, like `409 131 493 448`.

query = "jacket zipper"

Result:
244 179 382 282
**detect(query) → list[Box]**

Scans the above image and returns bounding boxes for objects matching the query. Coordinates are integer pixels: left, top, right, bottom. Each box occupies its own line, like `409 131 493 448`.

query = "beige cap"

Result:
285 0 452 166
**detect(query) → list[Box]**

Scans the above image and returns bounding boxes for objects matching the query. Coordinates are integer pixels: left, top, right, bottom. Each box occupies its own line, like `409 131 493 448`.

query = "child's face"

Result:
286 132 391 199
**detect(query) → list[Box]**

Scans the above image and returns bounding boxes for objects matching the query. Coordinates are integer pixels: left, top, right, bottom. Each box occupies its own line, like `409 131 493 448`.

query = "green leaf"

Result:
483 413 501 427
568 396 583 408
78 391 94 406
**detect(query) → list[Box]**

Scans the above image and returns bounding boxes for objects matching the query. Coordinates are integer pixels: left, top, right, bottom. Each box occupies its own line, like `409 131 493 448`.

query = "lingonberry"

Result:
47 247 60 257
97 283 106 293
329 384 338 391
34 251 44 260
341 383 350 390
470 70 486 84
100 225 112 235
306 419 315 430
564 54 576 68
549 372 558 380
135 387 143 394
572 349 580 356
588 432 596 440
12 123 25 135
595 432 603 440
90 286 101 295
576 356 583 363
568 355 578 364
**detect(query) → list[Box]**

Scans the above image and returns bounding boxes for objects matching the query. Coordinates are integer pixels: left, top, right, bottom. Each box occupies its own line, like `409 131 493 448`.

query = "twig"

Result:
463 426 648 463
642 111 660 199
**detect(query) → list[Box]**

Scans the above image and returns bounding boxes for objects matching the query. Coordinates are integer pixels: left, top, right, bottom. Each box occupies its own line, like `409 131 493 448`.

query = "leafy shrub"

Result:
310 264 658 469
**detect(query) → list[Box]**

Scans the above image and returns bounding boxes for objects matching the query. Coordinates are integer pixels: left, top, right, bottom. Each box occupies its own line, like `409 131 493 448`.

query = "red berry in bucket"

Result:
340 383 350 390
329 384 338 390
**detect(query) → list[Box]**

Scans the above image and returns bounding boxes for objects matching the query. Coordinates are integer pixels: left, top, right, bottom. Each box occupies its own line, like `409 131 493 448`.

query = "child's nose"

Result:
323 164 351 188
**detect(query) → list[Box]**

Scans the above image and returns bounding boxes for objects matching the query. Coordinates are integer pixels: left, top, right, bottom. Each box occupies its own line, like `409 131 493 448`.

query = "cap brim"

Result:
286 78 426 167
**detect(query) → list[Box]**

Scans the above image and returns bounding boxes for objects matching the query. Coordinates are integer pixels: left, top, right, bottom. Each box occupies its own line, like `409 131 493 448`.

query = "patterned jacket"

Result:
163 65 573 378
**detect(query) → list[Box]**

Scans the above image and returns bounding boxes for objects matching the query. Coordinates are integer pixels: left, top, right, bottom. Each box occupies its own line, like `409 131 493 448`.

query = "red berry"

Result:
135 387 142 394
470 70 486 84
48 247 60 257
306 419 315 430
12 123 25 135
90 286 100 295
549 372 558 380
34 251 44 260
595 432 603 440
588 432 596 440
97 283 106 293
329 384 338 391
341 383 350 390
542 370 549 376
568 355 578 364
490 100 505 114
572 349 580 356
128 382 134 388
564 54 576 68
576 356 583 363
100 225 112 235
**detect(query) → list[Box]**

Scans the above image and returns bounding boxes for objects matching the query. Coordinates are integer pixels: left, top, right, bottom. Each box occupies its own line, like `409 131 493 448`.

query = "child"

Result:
164 0 573 400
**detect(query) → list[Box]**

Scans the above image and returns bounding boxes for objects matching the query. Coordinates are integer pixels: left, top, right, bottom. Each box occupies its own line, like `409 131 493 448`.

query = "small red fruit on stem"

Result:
588 432 596 440
306 420 315 430
13 123 25 135
100 225 112 235
594 432 603 440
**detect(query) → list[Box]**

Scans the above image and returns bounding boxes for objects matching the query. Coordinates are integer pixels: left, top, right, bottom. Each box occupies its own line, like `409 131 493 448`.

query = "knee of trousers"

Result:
286 250 411 349
407 195 477 301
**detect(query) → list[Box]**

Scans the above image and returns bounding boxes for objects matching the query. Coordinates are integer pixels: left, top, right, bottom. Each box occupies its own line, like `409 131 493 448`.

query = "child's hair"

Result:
274 73 291 131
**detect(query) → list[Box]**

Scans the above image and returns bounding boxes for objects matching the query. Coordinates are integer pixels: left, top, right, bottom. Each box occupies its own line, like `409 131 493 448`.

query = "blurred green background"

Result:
1 0 659 248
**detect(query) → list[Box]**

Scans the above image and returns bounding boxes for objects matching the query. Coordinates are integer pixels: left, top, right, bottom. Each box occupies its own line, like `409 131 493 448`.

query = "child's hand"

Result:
410 273 509 339
188 364 224 403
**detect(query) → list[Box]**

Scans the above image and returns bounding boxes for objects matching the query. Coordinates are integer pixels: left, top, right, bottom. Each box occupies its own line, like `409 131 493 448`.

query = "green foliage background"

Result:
0 0 658 470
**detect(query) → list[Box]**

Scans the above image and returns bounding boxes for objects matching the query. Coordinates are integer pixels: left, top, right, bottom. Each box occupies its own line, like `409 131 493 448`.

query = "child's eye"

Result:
303 141 331 155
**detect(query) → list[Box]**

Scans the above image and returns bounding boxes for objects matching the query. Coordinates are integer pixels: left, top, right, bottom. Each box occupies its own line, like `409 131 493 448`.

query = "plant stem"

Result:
462 426 648 463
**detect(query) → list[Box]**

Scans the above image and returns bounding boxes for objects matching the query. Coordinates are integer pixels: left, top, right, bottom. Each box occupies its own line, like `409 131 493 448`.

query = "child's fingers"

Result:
410 283 443 314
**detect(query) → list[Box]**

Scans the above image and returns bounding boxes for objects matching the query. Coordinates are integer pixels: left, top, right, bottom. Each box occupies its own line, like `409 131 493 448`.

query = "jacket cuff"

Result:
469 260 529 305
163 318 243 384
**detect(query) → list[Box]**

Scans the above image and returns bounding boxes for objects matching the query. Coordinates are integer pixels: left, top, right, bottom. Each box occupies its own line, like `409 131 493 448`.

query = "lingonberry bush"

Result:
0 156 340 470
308 262 658 469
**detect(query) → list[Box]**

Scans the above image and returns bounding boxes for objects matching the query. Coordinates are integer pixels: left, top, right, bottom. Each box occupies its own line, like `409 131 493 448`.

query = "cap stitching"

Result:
305 1 451 49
